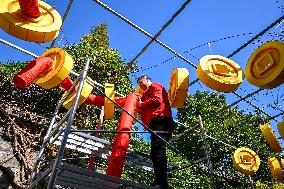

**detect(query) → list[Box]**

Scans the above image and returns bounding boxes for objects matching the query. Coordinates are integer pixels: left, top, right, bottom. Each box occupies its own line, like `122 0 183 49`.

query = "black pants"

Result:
149 116 174 189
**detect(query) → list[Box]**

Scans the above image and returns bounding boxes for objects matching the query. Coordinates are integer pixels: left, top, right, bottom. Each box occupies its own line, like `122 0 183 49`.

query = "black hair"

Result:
137 75 151 83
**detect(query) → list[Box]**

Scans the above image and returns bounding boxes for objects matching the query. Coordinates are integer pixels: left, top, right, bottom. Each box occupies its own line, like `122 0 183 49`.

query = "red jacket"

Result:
138 82 172 127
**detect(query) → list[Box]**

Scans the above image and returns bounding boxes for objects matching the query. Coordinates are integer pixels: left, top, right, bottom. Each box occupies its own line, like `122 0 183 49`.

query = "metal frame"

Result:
25 58 180 189
93 0 284 119
1 0 284 187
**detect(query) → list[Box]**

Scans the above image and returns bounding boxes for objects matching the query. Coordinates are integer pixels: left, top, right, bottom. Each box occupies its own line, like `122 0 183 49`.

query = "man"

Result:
136 75 174 189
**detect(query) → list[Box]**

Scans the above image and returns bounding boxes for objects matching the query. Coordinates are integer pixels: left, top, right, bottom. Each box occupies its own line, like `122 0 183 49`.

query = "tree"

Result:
169 90 276 188
0 23 135 188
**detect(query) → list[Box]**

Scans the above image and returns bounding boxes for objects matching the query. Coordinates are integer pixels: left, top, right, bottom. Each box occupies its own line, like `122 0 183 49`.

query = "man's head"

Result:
137 75 152 91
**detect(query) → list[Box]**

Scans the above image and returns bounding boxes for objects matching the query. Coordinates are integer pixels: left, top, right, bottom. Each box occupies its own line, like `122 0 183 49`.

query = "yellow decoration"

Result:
0 0 62 42
168 68 189 108
277 120 284 140
232 147 260 175
33 48 74 89
104 83 115 119
281 159 284 169
260 123 282 153
197 55 244 92
246 41 284 89
63 79 93 110
134 86 144 95
268 157 283 181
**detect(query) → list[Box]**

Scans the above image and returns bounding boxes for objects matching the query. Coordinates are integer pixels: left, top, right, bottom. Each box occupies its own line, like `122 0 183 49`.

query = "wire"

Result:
50 0 74 47
93 0 197 83
132 33 252 74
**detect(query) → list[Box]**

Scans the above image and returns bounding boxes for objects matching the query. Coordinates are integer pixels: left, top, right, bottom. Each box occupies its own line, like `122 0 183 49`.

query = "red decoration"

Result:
13 57 53 89
19 0 41 18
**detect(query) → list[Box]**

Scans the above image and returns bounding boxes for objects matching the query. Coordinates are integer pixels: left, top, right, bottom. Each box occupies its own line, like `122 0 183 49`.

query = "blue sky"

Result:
1 0 284 141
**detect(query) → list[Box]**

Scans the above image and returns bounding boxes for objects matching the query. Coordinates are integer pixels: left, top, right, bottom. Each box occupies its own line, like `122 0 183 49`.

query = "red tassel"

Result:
18 0 41 18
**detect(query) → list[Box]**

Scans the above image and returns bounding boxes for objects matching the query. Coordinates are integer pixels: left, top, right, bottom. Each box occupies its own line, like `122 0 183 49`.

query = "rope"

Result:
93 0 197 83
227 14 284 58
131 33 252 74
50 0 74 47
0 38 38 58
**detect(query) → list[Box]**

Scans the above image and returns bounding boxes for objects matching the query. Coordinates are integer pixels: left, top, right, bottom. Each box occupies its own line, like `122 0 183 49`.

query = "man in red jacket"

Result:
137 75 174 189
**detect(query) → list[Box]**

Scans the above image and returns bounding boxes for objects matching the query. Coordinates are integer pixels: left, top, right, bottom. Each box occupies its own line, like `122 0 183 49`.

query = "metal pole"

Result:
91 85 186 160
198 115 215 189
70 129 169 134
248 175 255 189
29 75 81 183
28 90 76 183
70 70 125 97
47 58 91 189
173 120 237 149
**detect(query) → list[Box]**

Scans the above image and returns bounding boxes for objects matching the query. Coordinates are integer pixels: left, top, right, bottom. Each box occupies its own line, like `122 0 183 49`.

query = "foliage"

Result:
172 90 276 188
0 23 280 189
0 23 134 187
64 23 134 139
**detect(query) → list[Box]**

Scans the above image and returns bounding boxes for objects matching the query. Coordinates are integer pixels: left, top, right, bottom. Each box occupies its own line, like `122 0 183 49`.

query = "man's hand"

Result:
137 97 143 108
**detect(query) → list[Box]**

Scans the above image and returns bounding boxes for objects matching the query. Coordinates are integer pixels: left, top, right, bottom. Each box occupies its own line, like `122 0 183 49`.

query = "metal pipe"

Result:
70 129 169 134
91 85 189 161
29 93 73 183
70 70 125 97
198 115 215 189
248 175 255 189
47 58 91 189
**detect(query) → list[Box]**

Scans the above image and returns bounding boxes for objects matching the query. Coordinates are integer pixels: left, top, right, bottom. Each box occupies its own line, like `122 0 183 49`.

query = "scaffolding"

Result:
0 0 284 188
1 37 280 188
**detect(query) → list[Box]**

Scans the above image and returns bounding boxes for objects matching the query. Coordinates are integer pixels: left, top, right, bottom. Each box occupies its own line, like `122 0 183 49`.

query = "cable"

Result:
132 33 252 74
0 38 38 58
93 0 197 82
50 0 74 47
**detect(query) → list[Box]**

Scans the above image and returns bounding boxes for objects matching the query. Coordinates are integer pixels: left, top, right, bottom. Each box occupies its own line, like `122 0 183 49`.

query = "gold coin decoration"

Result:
197 55 244 92
168 68 189 108
268 157 283 181
277 119 284 140
246 41 284 89
104 83 115 119
134 86 144 95
63 79 93 110
34 48 74 89
260 123 282 153
281 159 284 169
232 147 260 175
0 0 62 42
